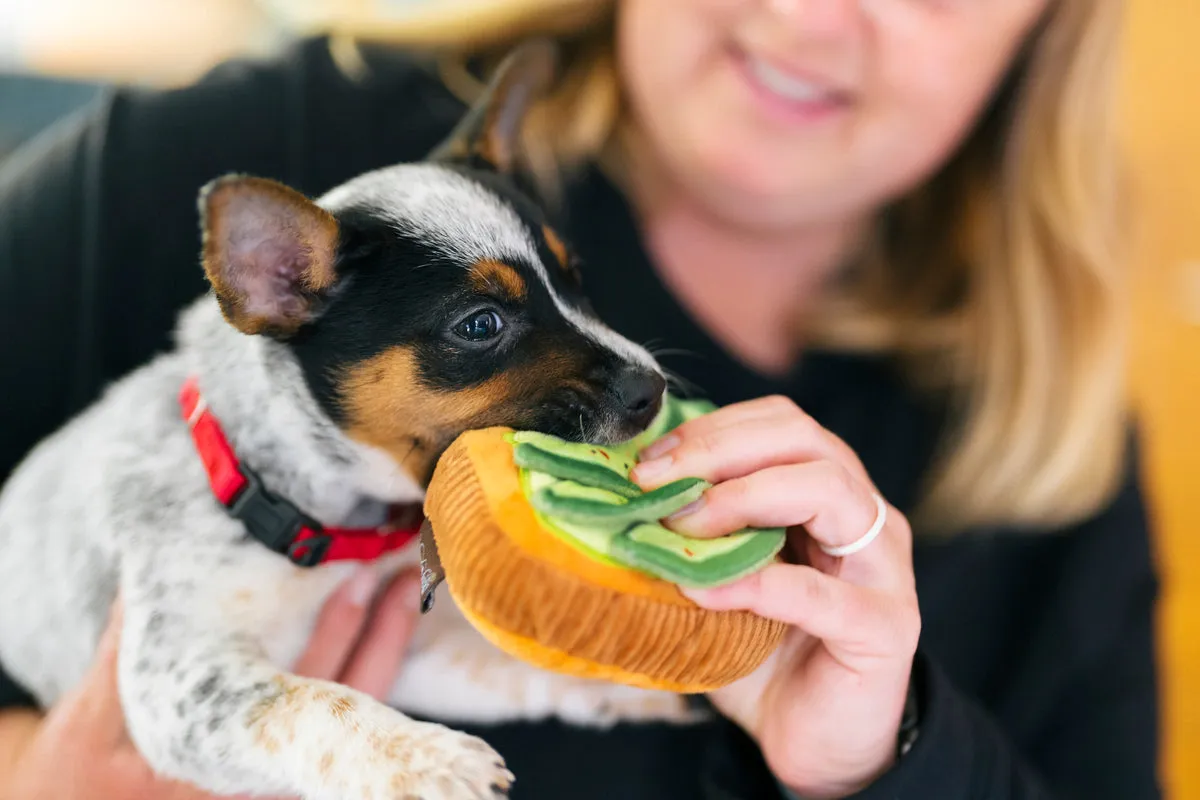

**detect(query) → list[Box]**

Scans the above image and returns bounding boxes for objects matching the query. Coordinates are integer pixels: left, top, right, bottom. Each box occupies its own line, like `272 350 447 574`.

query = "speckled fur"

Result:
0 188 699 799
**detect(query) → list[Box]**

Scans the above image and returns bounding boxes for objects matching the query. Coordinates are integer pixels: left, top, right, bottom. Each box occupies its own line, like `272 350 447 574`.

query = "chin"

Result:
693 165 811 227
687 137 797 200
691 149 867 230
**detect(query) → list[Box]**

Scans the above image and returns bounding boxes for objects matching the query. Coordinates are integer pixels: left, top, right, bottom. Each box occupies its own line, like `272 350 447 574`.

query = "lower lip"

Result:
732 50 850 125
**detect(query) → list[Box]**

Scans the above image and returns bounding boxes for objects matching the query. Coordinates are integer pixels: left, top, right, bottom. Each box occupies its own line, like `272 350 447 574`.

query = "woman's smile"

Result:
731 45 854 126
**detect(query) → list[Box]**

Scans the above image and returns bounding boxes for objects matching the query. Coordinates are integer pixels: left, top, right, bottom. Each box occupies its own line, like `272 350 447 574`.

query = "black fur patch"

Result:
284 167 644 447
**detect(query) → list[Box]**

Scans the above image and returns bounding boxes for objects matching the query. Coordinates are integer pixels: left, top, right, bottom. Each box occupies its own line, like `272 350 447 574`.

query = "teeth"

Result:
747 56 828 102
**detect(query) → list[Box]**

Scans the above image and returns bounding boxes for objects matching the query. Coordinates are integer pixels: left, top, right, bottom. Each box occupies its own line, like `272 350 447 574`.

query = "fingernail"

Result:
665 497 705 521
345 565 379 608
640 434 680 461
633 458 671 485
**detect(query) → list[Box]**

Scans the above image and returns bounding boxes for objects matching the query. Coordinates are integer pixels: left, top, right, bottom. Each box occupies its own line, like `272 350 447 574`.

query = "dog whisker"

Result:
397 436 421 468
646 347 702 360
662 368 701 398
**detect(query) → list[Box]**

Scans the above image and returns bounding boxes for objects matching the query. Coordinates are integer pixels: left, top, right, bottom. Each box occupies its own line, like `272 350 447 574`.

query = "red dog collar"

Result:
180 377 421 567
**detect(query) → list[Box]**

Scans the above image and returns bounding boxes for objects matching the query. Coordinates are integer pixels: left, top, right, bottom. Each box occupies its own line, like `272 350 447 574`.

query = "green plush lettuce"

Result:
506 396 786 589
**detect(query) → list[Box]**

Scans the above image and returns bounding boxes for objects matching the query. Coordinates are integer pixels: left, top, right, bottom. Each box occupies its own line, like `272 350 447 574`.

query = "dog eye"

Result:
454 310 505 342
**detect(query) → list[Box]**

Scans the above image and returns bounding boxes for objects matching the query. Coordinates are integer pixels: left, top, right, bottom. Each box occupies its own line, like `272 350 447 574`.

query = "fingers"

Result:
292 566 421 700
666 460 910 585
632 396 910 580
64 594 131 749
683 563 920 659
633 395 870 490
291 566 381 680
665 460 897 560
89 595 124 688
640 395 794 459
337 569 421 700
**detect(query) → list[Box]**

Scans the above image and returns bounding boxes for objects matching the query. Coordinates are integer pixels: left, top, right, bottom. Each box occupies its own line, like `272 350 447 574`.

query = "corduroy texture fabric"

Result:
424 428 789 694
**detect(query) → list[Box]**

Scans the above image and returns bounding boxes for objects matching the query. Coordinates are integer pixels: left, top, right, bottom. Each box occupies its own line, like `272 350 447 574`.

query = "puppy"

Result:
0 41 674 799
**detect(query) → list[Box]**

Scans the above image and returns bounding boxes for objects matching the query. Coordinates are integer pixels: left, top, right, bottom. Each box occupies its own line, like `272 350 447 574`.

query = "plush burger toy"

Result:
420 395 789 694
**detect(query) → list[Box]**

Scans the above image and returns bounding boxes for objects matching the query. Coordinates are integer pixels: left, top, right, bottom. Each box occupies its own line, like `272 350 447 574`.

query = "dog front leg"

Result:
116 602 512 800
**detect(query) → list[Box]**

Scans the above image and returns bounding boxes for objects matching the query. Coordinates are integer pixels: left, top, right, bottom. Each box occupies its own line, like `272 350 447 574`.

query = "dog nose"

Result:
613 366 666 427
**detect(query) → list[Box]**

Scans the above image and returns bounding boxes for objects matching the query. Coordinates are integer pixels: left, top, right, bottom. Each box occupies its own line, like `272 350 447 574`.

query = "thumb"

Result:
337 568 422 700
55 595 131 748
292 565 381 680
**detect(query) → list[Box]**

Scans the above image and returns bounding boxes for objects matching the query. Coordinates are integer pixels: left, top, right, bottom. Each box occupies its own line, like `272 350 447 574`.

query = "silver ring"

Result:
820 492 887 557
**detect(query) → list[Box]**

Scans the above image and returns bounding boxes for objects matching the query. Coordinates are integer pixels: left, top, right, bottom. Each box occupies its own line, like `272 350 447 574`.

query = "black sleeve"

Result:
0 103 103 486
0 56 306 487
782 439 1162 800
0 96 114 711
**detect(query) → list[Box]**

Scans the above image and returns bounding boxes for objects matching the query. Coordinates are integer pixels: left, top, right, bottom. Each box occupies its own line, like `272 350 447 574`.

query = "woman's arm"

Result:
786 437 1162 800
836 434 1160 800
635 396 1161 800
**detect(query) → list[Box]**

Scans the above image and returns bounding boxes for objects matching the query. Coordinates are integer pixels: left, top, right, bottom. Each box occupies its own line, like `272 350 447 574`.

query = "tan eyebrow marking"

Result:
469 259 527 301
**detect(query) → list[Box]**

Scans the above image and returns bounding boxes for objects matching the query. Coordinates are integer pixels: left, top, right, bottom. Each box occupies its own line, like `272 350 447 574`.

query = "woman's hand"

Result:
3 565 422 800
632 396 921 799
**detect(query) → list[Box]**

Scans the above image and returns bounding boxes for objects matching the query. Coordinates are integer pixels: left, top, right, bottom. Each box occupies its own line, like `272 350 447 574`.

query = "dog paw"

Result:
297 696 510 800
390 723 512 799
317 719 509 800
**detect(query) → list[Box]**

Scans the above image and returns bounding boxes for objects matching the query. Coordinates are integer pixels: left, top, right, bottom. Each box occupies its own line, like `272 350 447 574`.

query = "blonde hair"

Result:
330 0 1132 535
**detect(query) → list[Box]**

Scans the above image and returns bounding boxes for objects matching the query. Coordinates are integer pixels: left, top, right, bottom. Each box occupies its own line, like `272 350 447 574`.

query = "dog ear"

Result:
198 175 340 338
430 37 560 174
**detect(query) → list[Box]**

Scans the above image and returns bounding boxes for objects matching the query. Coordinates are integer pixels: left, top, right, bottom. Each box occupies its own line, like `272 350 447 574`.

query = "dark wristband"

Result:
898 665 922 757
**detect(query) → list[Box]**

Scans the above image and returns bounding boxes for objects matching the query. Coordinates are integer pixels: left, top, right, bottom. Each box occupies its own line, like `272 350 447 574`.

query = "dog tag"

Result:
418 518 445 614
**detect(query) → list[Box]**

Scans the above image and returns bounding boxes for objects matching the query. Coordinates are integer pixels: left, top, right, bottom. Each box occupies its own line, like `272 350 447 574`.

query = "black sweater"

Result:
0 37 1162 800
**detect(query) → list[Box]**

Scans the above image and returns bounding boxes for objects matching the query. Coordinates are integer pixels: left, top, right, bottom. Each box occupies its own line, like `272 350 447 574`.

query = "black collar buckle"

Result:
226 466 327 567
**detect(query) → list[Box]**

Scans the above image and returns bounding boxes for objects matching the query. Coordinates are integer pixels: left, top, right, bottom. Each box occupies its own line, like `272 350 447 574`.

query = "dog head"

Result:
197 40 665 485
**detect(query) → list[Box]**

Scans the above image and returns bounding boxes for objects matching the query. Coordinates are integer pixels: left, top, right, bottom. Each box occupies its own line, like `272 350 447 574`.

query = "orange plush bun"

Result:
422 427 788 694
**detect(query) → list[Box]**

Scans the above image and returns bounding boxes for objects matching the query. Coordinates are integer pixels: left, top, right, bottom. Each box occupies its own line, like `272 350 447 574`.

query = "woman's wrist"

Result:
775 669 922 799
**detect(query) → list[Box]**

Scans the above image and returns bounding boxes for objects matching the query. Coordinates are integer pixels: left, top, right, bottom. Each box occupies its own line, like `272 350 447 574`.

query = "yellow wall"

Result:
1123 2 1200 797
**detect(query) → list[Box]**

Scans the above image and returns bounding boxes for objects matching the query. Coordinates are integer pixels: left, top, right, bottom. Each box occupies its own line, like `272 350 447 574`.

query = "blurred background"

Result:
0 0 411 158
1 0 1197 795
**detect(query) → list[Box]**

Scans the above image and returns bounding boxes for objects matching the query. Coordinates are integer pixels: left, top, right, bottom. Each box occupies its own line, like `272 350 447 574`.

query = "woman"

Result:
0 0 1160 798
